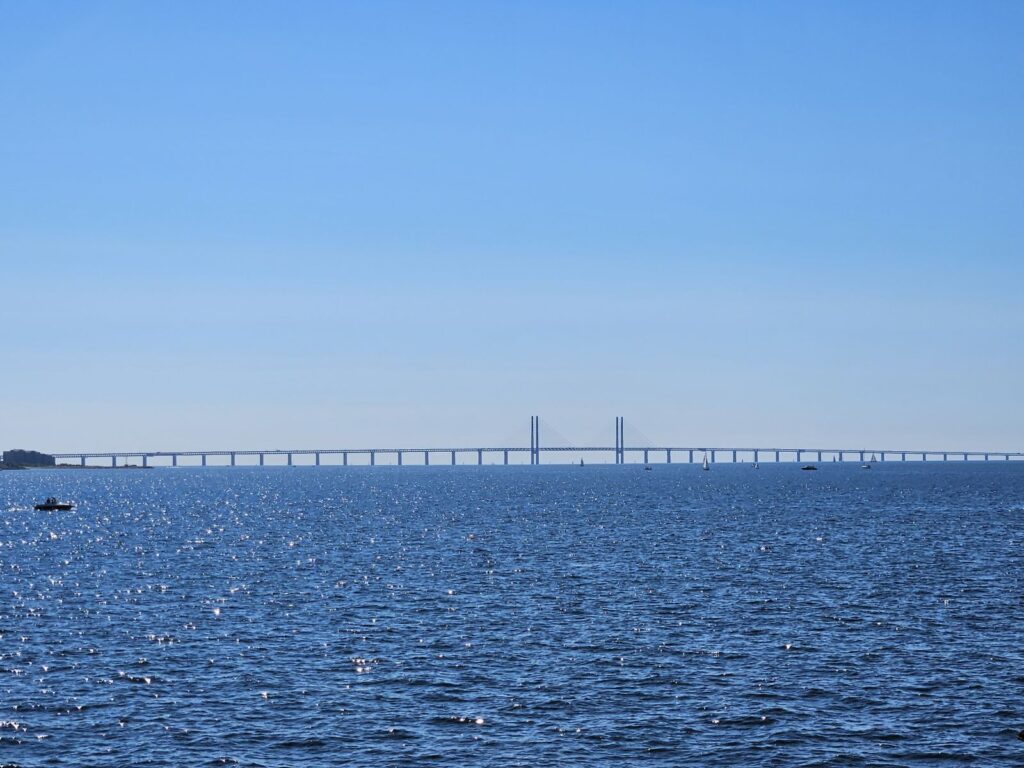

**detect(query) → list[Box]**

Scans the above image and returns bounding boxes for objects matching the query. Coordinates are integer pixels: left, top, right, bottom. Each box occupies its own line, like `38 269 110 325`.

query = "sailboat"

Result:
702 452 710 471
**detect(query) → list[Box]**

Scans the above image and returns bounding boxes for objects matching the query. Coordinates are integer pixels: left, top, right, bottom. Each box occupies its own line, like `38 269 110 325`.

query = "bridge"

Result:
48 416 1023 468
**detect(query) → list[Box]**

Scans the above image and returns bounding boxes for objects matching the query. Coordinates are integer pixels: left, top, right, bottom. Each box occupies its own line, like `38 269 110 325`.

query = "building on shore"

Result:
1 449 56 468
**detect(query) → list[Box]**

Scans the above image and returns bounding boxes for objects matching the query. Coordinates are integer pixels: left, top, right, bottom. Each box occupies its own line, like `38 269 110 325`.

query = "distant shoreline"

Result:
54 464 154 470
0 464 154 471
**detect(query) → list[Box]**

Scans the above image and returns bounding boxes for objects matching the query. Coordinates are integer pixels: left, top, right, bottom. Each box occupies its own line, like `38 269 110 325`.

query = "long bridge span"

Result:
48 416 1023 468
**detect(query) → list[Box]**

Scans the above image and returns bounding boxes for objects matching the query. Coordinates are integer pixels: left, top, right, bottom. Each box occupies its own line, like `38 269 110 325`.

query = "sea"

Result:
2 463 1022 767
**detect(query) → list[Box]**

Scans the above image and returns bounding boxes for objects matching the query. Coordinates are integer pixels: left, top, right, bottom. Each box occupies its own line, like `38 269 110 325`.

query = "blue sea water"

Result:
1 463 1023 767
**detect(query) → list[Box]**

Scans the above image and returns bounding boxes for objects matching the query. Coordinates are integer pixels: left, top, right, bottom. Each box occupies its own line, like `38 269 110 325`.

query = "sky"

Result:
1 1 1022 454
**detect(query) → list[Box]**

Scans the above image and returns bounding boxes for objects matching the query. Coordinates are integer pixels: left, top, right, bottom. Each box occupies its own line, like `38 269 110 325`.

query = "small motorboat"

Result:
861 463 872 469
800 465 818 471
34 497 73 511
643 465 653 471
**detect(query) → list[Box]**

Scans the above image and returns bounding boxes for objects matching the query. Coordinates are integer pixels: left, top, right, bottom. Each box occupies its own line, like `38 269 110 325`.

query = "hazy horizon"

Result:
2 2 1022 453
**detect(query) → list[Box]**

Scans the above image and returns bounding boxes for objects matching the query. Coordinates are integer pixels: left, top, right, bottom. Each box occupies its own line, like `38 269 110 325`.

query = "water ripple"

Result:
1 464 1023 765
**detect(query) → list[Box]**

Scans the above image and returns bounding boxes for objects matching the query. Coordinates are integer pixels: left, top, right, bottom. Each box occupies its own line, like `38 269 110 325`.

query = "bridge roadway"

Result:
50 446 1024 468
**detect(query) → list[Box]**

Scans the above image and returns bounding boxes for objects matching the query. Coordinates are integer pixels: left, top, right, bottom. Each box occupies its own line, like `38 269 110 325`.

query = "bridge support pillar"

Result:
477 449 483 465
984 454 989 461
733 450 738 463
688 450 693 463
753 450 759 463
370 452 375 466
666 449 671 464
172 454 178 467
643 449 649 464
81 456 86 466
503 450 508 465
142 455 148 468
613 416 622 465
963 453 968 461
343 452 348 466
397 451 403 466
901 452 906 461
315 452 320 466
287 453 292 466
231 452 236 467
424 451 430 465
816 451 822 462
880 453 885 461
201 454 207 467
711 450 716 463
259 453 264 466
796 451 802 462
451 450 456 465
943 453 947 461
532 416 542 465
775 450 780 462
111 456 116 467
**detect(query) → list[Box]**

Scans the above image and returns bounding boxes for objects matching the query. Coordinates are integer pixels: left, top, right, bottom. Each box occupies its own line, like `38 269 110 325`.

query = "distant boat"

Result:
34 497 73 511
579 459 584 466
753 462 759 469
702 453 710 471
643 465 653 471
869 453 877 462
861 464 872 469
800 465 818 471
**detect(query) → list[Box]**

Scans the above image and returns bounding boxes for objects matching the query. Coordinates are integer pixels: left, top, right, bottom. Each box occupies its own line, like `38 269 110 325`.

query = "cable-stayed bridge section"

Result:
48 417 1023 467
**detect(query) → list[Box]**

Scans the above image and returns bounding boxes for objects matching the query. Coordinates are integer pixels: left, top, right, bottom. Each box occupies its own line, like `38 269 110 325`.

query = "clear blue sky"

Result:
1 1 1021 453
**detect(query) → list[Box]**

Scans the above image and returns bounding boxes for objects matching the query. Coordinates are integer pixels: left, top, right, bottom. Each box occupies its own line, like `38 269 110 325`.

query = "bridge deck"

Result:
49 446 1024 462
